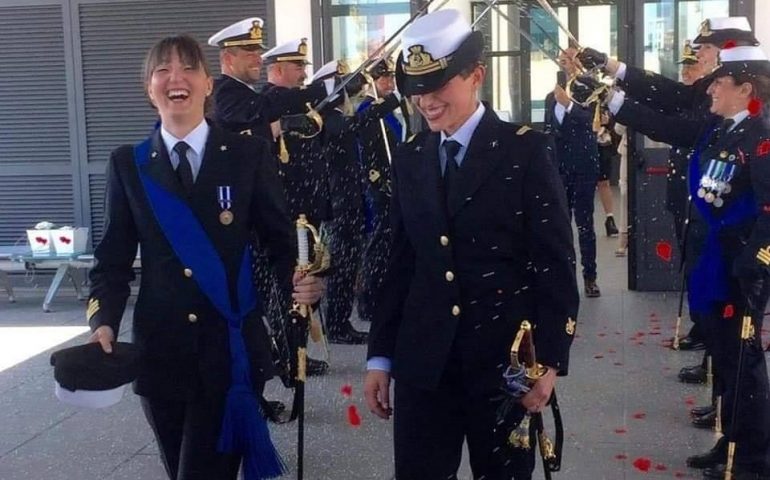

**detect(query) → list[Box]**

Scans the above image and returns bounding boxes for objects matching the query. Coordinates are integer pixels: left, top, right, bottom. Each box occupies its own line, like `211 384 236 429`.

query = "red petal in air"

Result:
347 405 362 427
340 384 353 397
632 457 652 472
655 241 673 262
723 304 735 318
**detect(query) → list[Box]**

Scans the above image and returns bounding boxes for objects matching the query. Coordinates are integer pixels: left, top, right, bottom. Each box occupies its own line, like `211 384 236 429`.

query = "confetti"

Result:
614 428 627 434
654 463 667 471
340 384 353 398
614 454 628 460
632 412 647 420
632 457 652 472
347 405 362 427
656 241 673 262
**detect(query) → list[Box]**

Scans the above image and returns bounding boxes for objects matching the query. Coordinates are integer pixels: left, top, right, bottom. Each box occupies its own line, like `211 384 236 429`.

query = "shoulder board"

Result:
406 133 418 144
516 125 532 136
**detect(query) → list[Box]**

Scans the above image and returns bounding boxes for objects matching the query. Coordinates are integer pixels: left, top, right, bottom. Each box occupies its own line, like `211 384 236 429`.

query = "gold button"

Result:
445 271 455 282
440 235 449 246
183 268 193 278
188 313 198 323
451 305 461 316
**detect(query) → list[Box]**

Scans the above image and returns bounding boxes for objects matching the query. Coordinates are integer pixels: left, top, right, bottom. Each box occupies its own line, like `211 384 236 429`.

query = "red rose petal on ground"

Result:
684 396 696 406
674 472 687 478
593 354 604 359
347 405 362 427
632 412 647 419
723 304 735 318
614 362 624 366
608 348 616 353
614 427 627 434
655 463 667 471
340 384 353 397
656 241 673 262
615 454 628 460
632 457 652 472
597 333 607 338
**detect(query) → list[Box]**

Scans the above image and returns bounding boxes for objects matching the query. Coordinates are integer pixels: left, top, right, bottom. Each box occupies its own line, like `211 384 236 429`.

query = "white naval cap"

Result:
694 16 758 46
311 59 349 82
396 8 484 96
714 45 770 78
262 38 311 65
208 17 265 49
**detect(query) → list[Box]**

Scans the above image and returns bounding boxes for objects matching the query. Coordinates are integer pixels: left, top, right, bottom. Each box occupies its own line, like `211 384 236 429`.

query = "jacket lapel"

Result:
447 109 504 218
142 129 186 199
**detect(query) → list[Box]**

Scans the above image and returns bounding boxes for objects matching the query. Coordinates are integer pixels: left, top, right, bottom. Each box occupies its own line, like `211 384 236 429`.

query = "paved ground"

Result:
0 207 745 480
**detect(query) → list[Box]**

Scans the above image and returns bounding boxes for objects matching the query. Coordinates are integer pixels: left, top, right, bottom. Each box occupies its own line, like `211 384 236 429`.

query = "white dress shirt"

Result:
159 119 209 182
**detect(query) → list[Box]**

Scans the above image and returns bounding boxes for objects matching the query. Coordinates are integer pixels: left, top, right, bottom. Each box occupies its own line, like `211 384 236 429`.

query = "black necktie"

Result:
173 141 194 194
713 118 735 144
442 139 461 203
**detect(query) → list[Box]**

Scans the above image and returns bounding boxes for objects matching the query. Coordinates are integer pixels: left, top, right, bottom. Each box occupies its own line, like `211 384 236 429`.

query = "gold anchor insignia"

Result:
699 19 713 37
249 21 263 42
298 38 308 56
369 169 381 183
86 298 100 321
757 246 770 266
566 317 576 336
404 45 447 75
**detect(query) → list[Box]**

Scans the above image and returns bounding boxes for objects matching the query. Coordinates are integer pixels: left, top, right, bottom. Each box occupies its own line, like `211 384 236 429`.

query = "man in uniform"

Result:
363 9 579 480
356 57 412 324
545 48 602 298
312 60 404 344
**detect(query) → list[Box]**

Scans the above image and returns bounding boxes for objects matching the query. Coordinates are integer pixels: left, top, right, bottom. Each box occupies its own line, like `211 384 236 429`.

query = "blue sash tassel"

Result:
134 139 285 479
687 127 757 313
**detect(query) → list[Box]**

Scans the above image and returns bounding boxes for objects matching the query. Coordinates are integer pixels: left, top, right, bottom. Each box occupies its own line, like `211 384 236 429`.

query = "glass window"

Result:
528 7 568 123
325 1 410 69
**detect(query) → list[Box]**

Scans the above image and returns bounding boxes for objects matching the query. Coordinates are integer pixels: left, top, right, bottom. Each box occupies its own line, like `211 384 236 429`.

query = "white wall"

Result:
756 1 770 57
273 0 315 65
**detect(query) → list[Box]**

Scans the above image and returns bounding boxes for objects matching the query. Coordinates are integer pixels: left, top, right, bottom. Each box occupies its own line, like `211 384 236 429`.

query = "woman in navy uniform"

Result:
363 10 579 480
86 35 324 480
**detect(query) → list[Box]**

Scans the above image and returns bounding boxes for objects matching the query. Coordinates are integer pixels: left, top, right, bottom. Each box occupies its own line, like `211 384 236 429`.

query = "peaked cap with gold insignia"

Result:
208 17 265 50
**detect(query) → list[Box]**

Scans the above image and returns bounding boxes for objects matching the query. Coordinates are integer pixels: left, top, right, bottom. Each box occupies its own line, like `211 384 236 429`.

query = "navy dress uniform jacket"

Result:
544 91 600 177
88 124 296 400
368 108 580 390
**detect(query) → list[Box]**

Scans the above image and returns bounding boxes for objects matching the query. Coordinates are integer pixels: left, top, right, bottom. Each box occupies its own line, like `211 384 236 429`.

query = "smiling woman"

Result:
142 35 214 138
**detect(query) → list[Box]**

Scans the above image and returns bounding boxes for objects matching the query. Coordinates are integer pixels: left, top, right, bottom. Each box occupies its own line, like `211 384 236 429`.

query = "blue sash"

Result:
687 126 757 313
134 138 284 479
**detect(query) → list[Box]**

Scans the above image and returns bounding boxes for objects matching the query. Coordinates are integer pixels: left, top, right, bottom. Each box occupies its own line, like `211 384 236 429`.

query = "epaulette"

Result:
516 125 532 136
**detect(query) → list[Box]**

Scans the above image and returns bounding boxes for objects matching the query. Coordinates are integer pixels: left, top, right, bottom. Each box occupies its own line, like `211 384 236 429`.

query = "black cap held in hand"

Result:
50 342 143 392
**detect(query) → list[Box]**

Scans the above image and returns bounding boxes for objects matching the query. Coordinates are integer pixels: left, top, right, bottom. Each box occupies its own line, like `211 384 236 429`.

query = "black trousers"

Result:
716 275 770 471
141 393 241 480
324 213 364 335
394 361 535 480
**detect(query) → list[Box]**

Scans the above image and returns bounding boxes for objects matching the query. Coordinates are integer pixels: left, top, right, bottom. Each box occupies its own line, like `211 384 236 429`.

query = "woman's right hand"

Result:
88 325 115 353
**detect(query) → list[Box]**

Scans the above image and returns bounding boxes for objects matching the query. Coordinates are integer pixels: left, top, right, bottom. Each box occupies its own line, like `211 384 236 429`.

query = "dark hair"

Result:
459 53 487 79
142 35 211 85
731 72 770 102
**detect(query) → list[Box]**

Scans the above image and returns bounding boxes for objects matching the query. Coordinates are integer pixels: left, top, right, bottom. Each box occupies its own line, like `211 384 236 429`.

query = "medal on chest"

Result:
217 185 234 225
697 153 738 208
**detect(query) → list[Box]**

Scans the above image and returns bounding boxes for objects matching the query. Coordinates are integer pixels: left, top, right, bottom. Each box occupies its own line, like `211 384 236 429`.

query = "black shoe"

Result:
677 335 707 351
704 464 770 480
687 438 727 469
262 400 288 424
307 358 329 377
605 216 619 237
679 363 705 375
679 365 707 384
584 280 601 298
690 404 716 417
691 410 716 429
328 324 368 345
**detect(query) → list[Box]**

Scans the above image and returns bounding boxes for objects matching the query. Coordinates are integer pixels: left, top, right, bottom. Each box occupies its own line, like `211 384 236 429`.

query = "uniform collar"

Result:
440 101 485 148
727 109 750 131
223 73 258 92
160 119 209 158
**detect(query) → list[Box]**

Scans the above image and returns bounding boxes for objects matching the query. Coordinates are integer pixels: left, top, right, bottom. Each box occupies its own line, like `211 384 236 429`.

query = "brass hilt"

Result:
510 320 548 380
292 215 330 316
300 102 324 139
538 431 557 460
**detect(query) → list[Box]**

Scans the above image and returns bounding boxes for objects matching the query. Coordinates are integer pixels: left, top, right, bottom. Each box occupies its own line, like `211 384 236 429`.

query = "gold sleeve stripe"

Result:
86 298 100 322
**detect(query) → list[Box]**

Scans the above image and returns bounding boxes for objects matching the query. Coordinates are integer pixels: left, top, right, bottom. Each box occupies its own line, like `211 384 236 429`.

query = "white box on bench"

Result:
26 230 55 255
52 228 89 255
